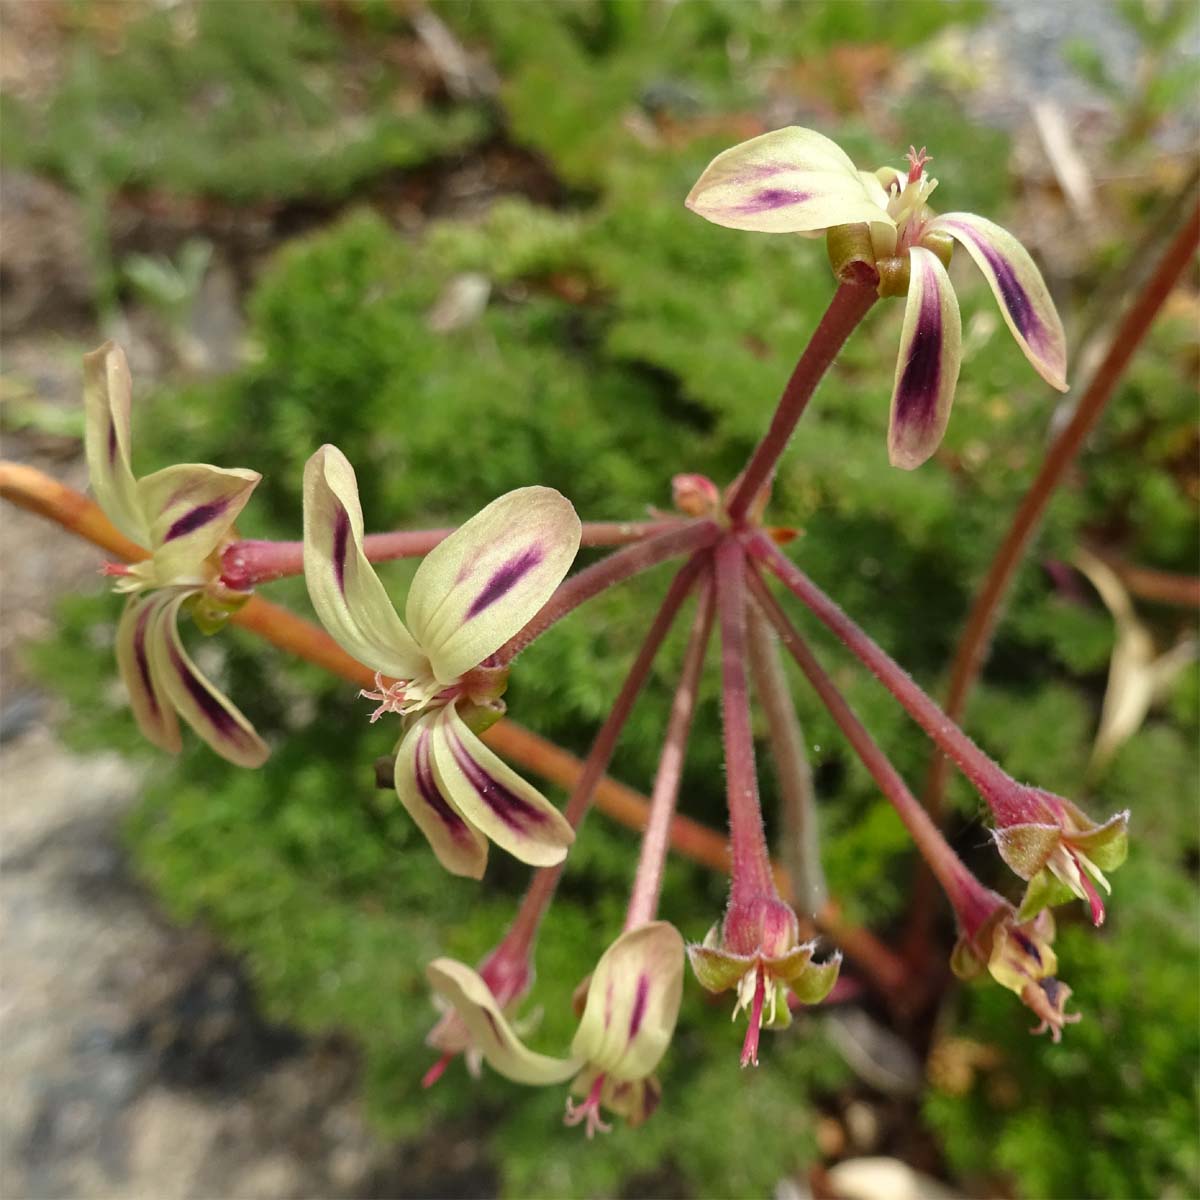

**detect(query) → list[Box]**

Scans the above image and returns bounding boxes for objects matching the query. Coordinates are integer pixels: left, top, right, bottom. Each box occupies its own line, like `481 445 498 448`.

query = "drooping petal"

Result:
114 592 181 755
148 593 269 767
430 703 573 866
393 714 488 880
572 922 685 1082
82 342 148 545
992 822 1062 880
926 212 1068 392
137 463 260 586
302 445 426 680
406 487 581 683
887 245 962 470
425 958 582 1086
685 127 893 234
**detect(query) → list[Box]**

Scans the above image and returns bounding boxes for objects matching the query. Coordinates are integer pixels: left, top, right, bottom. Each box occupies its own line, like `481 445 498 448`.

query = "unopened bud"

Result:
671 473 720 518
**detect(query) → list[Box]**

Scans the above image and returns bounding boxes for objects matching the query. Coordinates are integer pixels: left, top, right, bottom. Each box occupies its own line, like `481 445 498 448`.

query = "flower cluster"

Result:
67 125 1132 1138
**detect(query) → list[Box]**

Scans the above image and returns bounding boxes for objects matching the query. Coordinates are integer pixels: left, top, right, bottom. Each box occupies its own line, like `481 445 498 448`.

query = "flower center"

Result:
887 145 939 249
564 1073 612 1138
359 671 444 722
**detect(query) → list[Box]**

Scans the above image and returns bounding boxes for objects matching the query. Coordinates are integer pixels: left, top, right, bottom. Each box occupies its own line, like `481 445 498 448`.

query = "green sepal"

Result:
1016 868 1077 923
994 822 1061 880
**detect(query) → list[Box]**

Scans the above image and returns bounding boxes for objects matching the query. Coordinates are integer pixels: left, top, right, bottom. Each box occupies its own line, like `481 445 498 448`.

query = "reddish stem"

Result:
493 520 719 666
502 557 706 956
750 533 1010 800
725 279 878 523
714 538 775 902
925 202 1200 822
625 573 715 930
747 568 987 925
220 519 676 591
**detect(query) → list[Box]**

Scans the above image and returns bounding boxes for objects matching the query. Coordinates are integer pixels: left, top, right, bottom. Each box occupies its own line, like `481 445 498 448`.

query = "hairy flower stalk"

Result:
220 520 676 591
688 539 840 1068
81 341 268 766
423 558 705 1085
750 533 1127 923
747 569 1080 1039
746 605 828 916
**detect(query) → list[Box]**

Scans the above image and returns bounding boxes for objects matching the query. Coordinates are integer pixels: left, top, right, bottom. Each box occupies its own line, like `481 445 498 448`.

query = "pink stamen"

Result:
421 1053 453 1089
739 965 767 1068
906 145 932 182
1072 851 1106 926
359 672 409 723
100 562 133 577
563 1073 611 1139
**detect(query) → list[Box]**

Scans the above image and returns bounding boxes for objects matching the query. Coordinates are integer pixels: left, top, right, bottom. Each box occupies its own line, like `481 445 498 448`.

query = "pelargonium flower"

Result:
82 342 268 767
426 922 685 1136
952 906 1080 1043
988 787 1129 926
687 895 840 1067
303 445 579 878
686 127 1068 468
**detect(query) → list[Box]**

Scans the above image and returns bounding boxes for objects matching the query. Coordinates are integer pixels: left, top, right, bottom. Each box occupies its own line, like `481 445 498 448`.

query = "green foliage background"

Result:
11 2 1197 1196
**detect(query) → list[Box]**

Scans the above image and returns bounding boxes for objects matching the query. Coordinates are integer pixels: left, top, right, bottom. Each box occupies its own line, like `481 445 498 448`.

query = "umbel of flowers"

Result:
57 124 1135 1138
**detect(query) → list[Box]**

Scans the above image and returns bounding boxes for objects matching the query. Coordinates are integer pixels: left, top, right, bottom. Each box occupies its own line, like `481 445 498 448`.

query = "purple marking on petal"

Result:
165 497 231 542
604 979 614 1031
448 730 550 833
945 221 1041 347
731 188 811 216
413 729 473 840
465 545 545 620
628 973 650 1040
332 507 350 594
895 275 943 430
134 604 160 720
1011 929 1042 967
169 645 240 738
107 421 119 465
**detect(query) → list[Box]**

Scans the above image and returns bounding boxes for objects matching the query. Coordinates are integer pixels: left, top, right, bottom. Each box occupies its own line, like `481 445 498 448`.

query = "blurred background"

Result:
1 1 1197 1197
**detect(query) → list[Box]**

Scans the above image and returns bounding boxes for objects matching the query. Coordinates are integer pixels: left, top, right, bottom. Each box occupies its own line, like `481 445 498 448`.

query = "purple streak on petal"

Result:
1011 929 1042 968
134 604 160 719
165 496 231 542
895 279 943 431
332 507 350 594
945 220 1043 348
107 421 119 464
731 188 811 216
604 979 614 1031
628 973 650 1040
465 545 545 619
169 645 239 738
413 728 474 841
448 730 550 833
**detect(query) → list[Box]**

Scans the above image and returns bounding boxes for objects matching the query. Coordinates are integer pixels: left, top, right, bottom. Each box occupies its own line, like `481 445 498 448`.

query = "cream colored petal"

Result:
571 922 684 1082
685 127 892 234
114 591 181 755
927 212 1067 392
405 486 580 682
425 958 581 1085
137 463 260 585
430 703 573 867
149 592 269 768
302 445 426 680
393 714 488 879
888 246 962 470
82 342 148 544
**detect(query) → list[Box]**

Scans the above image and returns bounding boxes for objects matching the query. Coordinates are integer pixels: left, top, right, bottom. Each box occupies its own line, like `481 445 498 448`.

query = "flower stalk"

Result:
219 519 676 591
725 280 877 521
625 573 715 930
